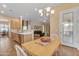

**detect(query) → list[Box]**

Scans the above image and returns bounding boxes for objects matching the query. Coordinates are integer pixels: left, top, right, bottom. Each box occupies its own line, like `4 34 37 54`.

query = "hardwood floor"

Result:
0 36 16 56
0 36 79 56
60 45 79 56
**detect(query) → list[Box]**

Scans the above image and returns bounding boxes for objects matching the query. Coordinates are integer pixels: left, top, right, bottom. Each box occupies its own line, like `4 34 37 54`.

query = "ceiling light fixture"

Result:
1 10 4 14
40 13 43 16
38 9 43 14
51 9 55 14
45 7 51 12
34 8 37 11
2 4 7 8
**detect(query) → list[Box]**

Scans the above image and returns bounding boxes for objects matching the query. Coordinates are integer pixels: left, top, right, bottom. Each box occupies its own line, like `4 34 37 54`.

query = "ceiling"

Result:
0 3 61 23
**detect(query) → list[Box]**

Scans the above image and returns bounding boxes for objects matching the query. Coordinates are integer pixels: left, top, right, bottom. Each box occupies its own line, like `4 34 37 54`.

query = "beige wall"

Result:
50 3 79 38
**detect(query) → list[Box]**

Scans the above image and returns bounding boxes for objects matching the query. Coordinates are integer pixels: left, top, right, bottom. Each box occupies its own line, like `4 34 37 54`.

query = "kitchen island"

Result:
11 30 34 44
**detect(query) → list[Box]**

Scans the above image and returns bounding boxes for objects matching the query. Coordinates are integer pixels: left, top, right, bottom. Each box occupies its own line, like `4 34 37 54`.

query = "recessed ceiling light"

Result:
2 4 7 8
1 10 4 14
34 8 37 11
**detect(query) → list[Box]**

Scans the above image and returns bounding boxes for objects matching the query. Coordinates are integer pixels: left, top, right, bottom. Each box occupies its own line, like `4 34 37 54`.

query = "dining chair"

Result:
14 44 27 56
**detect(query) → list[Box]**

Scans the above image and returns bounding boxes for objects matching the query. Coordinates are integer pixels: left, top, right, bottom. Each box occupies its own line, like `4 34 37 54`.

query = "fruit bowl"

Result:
40 37 51 43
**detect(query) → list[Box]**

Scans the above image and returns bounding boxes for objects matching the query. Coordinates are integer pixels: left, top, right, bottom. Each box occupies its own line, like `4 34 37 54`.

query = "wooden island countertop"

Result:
22 37 60 56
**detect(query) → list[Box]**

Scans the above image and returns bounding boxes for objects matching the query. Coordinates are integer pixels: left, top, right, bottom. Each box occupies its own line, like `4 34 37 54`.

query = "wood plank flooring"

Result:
0 36 16 56
0 36 79 56
60 45 79 56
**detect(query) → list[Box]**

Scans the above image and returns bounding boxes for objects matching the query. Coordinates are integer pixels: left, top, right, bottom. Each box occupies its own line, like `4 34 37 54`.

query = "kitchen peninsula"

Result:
11 30 34 44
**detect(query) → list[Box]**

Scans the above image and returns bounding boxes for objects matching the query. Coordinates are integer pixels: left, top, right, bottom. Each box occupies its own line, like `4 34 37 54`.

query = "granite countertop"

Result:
11 29 33 35
18 31 32 35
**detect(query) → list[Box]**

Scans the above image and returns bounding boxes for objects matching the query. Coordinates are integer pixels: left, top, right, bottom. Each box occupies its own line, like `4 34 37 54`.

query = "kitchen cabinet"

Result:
11 31 34 45
10 19 21 31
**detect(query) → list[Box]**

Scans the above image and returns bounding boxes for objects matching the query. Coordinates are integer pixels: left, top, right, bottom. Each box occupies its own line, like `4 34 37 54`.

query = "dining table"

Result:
22 37 60 56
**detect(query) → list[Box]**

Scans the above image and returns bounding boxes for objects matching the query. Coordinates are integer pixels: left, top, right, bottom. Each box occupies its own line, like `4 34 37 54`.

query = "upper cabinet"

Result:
10 18 21 31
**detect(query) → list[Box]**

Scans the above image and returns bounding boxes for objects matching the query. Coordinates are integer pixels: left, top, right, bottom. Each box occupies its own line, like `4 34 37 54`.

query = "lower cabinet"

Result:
19 34 33 43
11 32 33 44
